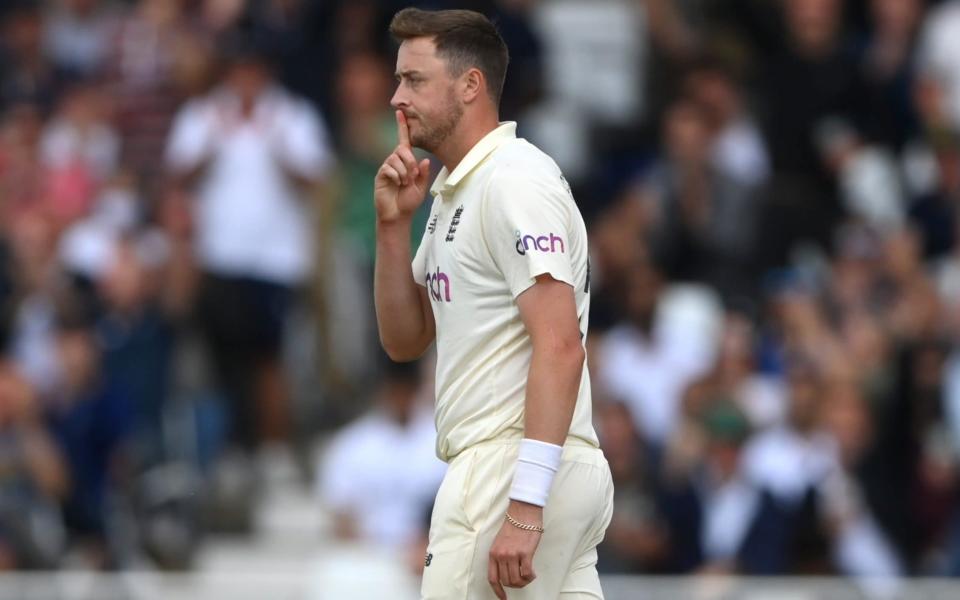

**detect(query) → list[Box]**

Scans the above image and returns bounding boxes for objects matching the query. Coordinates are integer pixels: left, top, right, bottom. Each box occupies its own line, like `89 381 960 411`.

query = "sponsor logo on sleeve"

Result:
514 230 566 255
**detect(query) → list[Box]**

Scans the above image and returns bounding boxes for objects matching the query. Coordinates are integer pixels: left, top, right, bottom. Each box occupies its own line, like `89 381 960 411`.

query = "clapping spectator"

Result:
166 36 333 453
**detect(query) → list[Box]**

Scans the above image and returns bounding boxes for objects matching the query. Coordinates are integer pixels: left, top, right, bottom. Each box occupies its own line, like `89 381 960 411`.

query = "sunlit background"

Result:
1 0 959 598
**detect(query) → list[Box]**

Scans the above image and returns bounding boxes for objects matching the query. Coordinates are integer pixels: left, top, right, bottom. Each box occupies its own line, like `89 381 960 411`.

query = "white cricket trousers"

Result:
421 437 614 599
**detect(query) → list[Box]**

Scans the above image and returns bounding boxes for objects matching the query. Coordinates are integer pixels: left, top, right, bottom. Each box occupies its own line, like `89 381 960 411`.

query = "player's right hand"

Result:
375 110 431 224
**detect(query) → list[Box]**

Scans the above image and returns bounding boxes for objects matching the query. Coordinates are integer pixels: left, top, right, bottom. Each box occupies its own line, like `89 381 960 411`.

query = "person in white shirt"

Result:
165 40 333 450
374 8 613 599
318 359 445 551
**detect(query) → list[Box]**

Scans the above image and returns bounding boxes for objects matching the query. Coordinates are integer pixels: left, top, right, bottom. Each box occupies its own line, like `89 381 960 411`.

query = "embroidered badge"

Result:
446 205 464 242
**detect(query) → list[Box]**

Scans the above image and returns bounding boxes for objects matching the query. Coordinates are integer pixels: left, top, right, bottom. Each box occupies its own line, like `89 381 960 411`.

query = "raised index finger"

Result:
396 110 411 148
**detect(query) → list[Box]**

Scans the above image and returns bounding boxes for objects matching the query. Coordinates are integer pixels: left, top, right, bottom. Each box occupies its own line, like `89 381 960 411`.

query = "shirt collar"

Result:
430 122 517 198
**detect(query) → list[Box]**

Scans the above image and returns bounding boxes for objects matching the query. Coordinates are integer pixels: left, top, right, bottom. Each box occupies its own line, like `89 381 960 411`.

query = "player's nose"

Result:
390 86 407 111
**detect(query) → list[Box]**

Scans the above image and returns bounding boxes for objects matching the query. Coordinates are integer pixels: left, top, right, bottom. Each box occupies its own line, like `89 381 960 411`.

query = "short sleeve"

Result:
482 168 575 298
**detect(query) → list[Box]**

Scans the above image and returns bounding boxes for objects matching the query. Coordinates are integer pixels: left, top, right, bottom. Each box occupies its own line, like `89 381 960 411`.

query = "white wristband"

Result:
509 439 563 507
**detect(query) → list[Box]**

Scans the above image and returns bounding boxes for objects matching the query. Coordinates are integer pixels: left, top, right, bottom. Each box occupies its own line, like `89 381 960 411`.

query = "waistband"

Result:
450 434 601 463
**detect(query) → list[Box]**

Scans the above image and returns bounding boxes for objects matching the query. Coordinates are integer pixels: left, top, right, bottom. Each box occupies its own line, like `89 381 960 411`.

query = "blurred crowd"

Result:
1 0 960 585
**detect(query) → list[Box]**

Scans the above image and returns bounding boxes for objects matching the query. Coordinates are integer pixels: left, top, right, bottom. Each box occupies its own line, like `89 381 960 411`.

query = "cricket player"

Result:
373 8 613 599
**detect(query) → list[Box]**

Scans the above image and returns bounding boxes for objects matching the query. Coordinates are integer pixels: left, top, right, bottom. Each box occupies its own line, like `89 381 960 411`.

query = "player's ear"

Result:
461 67 484 104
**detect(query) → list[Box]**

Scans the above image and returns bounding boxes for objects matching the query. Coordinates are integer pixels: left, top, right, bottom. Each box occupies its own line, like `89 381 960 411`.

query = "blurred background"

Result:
2 0 960 598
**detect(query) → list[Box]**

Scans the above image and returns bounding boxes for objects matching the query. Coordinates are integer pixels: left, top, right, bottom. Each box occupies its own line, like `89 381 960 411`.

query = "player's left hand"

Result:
488 500 542 599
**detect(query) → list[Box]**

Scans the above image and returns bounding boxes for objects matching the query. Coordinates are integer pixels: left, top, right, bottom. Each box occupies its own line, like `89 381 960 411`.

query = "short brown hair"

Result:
390 8 509 104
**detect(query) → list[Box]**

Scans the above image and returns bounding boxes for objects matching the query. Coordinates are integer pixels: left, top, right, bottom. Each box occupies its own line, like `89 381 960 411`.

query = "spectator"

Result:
0 1 66 112
317 359 445 553
814 118 905 233
43 0 116 78
0 358 68 570
165 36 333 452
683 59 771 189
595 400 669 573
759 0 866 180
909 133 960 258
646 97 758 300
7 210 68 400
0 102 49 222
683 312 787 432
45 311 134 568
659 402 776 574
40 81 119 184
915 0 960 132
858 0 925 151
742 362 902 577
754 0 867 266
104 0 195 189
597 260 716 452
331 50 402 268
95 235 174 468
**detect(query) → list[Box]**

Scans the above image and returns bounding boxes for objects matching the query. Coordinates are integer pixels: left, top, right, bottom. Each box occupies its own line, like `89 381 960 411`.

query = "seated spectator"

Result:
595 400 669 574
0 102 50 222
40 81 119 185
597 260 713 453
0 358 68 569
742 361 902 577
43 0 116 78
95 235 174 469
104 0 197 190
0 2 67 112
915 0 960 133
45 310 134 568
683 311 788 431
317 359 445 554
659 402 777 574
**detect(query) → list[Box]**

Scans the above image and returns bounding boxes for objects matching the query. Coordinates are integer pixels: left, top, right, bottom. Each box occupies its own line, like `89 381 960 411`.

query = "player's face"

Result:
392 37 464 153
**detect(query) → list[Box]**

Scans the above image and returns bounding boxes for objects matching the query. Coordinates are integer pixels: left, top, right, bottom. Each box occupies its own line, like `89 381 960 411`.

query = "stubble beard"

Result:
410 90 463 154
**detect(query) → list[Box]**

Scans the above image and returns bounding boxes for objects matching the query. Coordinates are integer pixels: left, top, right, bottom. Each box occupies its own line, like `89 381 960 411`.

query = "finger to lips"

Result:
396 110 411 148
488 559 507 600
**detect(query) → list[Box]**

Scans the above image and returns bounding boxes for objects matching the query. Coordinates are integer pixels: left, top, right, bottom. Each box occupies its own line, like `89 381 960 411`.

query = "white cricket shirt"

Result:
412 122 599 461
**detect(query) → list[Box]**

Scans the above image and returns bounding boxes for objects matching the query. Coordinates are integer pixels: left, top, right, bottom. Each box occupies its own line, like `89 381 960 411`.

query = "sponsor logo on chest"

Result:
425 265 452 302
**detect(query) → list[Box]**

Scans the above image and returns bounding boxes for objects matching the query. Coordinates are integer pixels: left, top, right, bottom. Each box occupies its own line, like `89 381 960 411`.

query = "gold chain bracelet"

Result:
505 512 544 533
